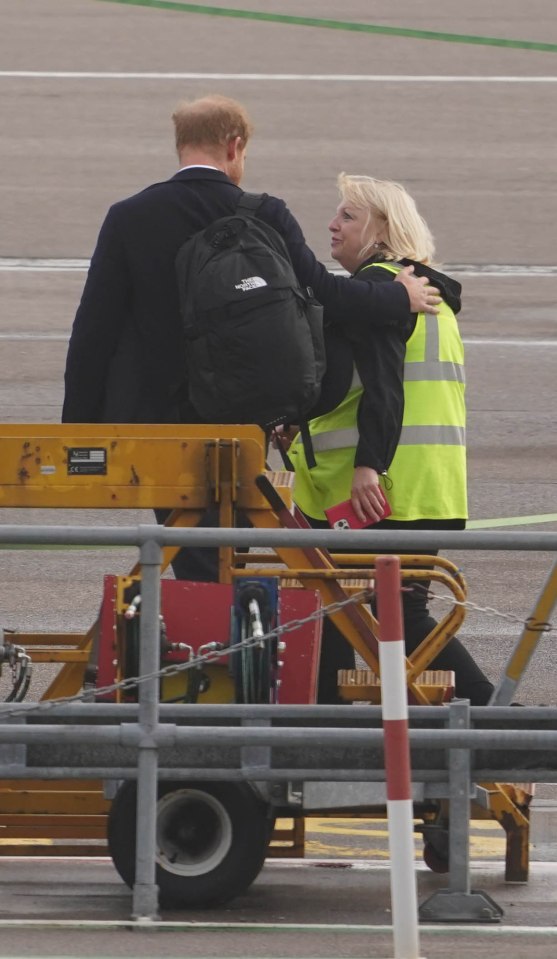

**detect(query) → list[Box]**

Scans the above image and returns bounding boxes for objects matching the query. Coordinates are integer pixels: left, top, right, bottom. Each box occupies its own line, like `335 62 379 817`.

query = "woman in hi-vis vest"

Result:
287 173 494 706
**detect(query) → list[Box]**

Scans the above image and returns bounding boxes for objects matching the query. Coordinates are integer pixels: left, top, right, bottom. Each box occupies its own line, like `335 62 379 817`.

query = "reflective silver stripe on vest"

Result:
305 423 465 453
302 314 466 455
308 428 359 452
404 360 465 383
405 315 465 382
398 424 466 446
425 314 439 361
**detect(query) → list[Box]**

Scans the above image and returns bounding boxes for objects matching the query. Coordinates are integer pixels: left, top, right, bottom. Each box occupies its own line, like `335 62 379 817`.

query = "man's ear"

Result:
226 135 242 161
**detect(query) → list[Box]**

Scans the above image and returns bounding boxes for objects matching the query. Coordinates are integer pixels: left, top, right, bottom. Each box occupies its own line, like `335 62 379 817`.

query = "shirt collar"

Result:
177 164 221 173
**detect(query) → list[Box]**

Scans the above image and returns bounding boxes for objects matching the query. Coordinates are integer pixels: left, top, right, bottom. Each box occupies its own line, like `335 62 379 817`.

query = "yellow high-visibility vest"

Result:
290 261 467 522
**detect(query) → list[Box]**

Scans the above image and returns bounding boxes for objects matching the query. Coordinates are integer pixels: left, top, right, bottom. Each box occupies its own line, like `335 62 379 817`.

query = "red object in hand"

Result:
324 489 392 530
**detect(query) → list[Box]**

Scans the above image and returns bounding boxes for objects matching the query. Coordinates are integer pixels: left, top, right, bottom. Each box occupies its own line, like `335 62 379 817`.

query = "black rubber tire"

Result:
107 780 272 908
423 840 450 874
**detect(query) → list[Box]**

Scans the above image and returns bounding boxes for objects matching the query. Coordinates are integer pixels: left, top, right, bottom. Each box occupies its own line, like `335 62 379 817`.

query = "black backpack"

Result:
175 192 326 430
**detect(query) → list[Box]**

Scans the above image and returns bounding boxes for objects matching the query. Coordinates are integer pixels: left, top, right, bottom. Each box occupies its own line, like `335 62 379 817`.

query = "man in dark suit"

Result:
62 94 439 582
62 94 438 425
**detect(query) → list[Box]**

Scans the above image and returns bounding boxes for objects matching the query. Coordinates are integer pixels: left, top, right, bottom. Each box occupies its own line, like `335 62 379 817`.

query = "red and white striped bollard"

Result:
375 554 424 959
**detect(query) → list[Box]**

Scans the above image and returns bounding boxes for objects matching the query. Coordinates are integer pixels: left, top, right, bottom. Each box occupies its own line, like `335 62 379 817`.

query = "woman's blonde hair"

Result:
337 172 436 265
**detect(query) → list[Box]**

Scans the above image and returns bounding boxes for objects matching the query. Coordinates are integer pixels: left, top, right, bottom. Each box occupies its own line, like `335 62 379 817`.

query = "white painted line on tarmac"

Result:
0 258 88 272
330 263 557 277
0 333 68 340
3 258 557 277
1 71 557 82
0 916 556 935
1 333 555 347
464 338 557 346
448 267 557 276
1 260 554 346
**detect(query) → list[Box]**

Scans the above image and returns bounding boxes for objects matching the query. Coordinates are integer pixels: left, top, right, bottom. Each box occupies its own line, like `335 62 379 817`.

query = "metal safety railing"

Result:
0 522 556 927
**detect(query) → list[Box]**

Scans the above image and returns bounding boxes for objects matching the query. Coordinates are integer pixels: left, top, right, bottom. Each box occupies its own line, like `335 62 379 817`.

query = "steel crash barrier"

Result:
0 425 556 926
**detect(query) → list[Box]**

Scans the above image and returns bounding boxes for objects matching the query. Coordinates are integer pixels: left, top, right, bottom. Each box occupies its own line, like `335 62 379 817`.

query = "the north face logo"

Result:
234 276 268 291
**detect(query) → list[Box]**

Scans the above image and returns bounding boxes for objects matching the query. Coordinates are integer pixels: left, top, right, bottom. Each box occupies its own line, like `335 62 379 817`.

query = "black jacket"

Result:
314 256 463 473
62 168 411 424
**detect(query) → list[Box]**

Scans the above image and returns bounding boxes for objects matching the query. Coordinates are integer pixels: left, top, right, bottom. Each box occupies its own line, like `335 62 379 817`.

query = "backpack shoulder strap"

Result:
235 191 267 216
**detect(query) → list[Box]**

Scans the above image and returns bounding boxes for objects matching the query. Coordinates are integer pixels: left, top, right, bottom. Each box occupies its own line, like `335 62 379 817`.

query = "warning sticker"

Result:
67 447 107 475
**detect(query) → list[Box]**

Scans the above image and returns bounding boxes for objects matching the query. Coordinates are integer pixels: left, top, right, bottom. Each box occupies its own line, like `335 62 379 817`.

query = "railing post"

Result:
375 555 423 959
448 699 472 895
418 700 504 923
131 530 163 921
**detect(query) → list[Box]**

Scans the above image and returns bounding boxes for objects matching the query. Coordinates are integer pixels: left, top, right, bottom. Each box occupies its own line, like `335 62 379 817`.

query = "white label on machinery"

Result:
67 447 107 475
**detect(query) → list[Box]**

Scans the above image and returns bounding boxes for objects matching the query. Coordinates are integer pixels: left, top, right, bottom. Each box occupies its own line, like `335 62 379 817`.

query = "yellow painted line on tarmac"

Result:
304 817 506 860
468 513 557 528
305 838 505 860
305 820 390 839
306 839 391 859
305 817 504 834
469 835 506 858
0 838 54 846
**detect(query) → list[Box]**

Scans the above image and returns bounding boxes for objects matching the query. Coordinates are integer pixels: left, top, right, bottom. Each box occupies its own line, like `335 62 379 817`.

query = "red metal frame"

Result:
96 576 322 705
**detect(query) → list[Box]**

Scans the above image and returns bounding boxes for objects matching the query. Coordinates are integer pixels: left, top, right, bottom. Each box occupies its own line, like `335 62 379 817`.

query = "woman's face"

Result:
328 201 384 274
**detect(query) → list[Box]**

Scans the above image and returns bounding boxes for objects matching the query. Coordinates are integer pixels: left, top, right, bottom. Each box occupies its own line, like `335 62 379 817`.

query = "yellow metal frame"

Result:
0 423 550 878
0 423 268 511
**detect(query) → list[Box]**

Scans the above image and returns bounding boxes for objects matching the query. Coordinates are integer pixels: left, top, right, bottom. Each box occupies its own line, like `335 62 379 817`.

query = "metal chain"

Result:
0 587 374 719
414 582 554 634
1 577 552 721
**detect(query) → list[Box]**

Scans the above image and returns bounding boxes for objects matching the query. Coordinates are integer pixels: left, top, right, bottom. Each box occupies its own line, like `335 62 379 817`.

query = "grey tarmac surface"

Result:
0 857 556 958
1 0 555 701
0 1 556 955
